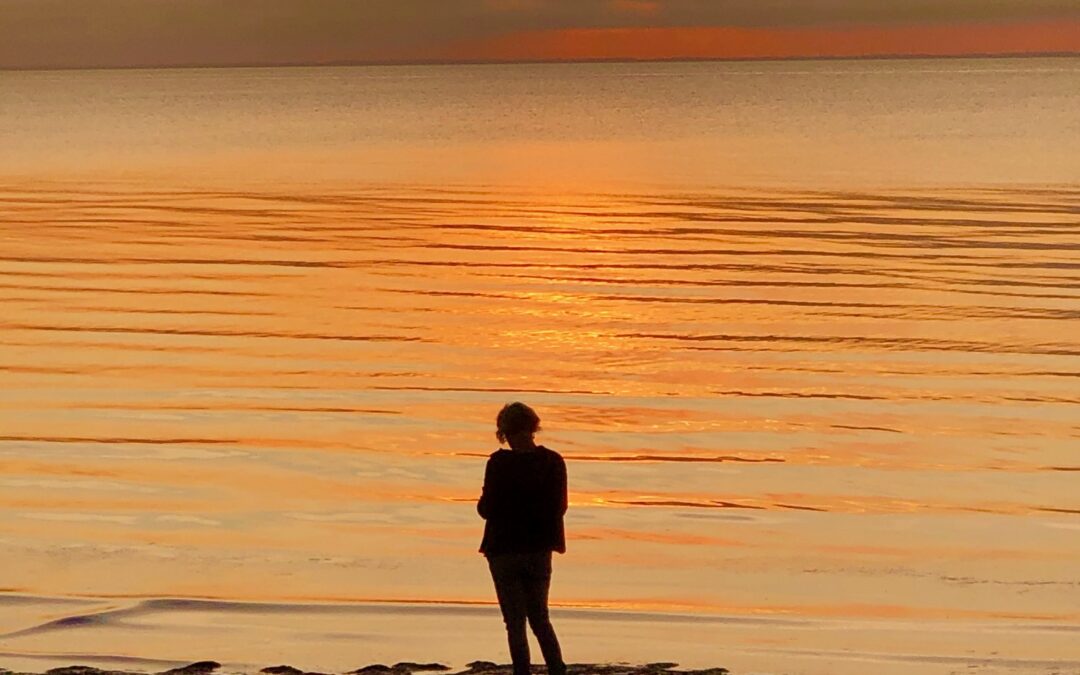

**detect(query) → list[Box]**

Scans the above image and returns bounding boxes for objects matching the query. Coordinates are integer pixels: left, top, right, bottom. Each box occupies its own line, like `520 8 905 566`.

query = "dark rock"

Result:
349 667 395 675
159 662 221 675
391 665 450 673
262 668 330 675
566 666 633 675
457 663 503 674
47 667 107 675
644 665 679 672
46 665 115 673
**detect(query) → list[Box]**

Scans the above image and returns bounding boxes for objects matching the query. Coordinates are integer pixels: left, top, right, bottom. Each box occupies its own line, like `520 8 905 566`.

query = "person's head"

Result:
496 401 541 445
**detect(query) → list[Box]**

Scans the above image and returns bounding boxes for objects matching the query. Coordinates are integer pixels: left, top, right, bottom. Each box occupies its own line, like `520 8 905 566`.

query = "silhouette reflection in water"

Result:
478 402 568 675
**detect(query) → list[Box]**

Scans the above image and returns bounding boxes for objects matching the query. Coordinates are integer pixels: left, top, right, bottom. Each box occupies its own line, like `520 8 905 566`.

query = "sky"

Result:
1 0 1079 69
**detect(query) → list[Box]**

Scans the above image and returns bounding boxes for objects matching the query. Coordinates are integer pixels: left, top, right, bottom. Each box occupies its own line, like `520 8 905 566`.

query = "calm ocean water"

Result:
0 59 1078 674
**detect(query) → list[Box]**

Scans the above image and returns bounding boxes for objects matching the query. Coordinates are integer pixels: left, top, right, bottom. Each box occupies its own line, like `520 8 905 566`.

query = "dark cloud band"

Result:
1 0 1078 69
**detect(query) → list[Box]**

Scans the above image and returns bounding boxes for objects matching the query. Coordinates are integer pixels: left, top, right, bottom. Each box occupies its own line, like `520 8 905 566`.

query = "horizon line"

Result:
3 50 1078 74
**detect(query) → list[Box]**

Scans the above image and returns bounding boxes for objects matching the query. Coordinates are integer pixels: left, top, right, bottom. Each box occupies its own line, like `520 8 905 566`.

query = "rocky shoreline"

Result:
1 660 729 675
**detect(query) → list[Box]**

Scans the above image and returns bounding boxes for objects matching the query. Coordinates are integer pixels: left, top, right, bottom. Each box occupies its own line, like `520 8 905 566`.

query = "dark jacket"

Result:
478 446 567 556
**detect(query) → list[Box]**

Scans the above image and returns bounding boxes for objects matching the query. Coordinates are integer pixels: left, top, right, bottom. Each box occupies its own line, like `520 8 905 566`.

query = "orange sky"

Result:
447 19 1080 62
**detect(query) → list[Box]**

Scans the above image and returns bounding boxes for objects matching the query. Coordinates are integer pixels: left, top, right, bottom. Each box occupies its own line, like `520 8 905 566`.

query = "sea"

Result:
0 58 1078 675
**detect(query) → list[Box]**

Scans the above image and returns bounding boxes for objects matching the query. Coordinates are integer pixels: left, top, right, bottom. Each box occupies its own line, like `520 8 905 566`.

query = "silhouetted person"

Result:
478 402 567 675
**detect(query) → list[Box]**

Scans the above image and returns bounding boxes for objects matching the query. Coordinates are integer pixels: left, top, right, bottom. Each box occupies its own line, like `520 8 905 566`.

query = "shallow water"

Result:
0 59 1078 674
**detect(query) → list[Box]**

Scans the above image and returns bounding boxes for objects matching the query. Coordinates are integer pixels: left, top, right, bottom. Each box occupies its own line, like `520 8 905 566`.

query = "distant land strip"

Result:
2 51 1078 73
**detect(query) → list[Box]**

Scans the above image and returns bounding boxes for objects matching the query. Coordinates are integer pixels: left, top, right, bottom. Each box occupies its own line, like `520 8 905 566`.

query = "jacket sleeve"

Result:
557 455 565 514
477 456 494 520
555 454 568 516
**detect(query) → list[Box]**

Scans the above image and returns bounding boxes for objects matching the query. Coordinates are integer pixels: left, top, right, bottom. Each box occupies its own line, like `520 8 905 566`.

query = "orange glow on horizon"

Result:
446 19 1080 62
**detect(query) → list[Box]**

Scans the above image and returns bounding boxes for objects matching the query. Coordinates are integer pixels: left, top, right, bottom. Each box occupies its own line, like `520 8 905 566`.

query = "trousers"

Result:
487 550 566 675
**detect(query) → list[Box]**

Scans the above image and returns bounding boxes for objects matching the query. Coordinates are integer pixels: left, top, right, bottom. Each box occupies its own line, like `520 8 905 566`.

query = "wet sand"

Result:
2 594 1079 675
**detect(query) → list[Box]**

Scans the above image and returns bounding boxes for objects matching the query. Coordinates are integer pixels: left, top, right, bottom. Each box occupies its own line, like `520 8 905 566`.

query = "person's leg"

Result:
488 554 531 675
523 551 565 675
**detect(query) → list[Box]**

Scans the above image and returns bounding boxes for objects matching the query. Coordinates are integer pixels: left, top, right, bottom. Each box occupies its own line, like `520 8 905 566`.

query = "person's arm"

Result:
557 454 568 516
477 456 495 520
